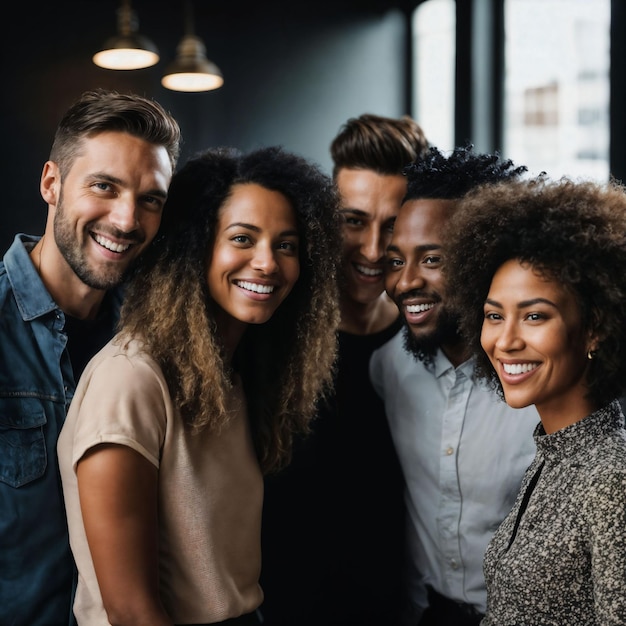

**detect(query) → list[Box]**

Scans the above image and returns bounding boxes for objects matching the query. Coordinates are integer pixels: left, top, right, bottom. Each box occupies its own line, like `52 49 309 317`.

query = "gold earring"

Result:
587 349 595 360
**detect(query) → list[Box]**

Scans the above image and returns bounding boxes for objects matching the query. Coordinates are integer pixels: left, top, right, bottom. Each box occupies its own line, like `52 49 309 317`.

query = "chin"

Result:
502 392 534 410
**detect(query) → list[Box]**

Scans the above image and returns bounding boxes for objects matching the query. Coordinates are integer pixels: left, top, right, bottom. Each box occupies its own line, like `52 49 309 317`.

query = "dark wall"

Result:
1 0 410 253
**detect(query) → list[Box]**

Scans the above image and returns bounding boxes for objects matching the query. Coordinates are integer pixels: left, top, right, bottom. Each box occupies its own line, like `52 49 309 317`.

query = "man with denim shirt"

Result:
370 145 539 626
0 89 180 626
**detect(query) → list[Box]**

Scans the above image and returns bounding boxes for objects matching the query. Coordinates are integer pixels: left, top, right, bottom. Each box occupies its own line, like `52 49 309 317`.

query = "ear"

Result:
40 161 61 206
586 307 603 354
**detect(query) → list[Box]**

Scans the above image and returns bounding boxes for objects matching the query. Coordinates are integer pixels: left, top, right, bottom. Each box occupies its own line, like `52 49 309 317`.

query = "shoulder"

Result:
78 336 169 404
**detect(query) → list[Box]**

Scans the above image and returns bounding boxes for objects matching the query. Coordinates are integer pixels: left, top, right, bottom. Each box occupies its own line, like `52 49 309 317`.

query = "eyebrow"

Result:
339 208 367 216
484 296 558 309
386 242 442 254
225 222 299 237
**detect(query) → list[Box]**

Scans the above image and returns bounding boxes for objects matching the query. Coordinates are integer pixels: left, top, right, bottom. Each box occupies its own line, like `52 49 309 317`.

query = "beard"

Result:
402 305 462 367
54 191 137 291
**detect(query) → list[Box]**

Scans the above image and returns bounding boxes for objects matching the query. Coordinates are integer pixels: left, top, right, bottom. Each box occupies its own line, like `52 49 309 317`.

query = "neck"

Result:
536 388 599 434
441 339 471 369
339 292 399 335
30 236 106 320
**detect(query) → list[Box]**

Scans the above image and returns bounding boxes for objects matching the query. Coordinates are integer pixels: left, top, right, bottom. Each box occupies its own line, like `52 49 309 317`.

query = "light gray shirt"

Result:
369 330 538 615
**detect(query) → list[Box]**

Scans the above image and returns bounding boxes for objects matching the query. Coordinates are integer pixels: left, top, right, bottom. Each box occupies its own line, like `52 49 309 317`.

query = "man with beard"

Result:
0 89 181 626
370 145 539 626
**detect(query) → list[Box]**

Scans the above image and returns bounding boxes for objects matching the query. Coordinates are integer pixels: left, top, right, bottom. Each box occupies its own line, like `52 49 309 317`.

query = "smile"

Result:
236 280 275 294
406 303 434 313
355 263 382 277
502 362 538 375
93 234 130 253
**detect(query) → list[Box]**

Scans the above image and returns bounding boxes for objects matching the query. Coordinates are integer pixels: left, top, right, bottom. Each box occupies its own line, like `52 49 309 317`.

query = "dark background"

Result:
2 0 626 253
0 0 416 252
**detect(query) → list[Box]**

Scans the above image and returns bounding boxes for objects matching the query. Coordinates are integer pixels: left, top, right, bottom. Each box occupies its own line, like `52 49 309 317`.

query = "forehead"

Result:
392 198 456 245
490 259 578 307
218 183 297 227
70 131 172 180
336 168 407 205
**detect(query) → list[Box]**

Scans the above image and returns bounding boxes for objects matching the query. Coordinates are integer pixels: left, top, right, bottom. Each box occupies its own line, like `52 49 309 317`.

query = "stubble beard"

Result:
53 193 127 291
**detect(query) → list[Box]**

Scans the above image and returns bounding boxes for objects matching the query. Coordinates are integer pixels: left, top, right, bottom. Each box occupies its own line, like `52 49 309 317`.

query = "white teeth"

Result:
406 303 434 313
356 264 382 277
503 362 538 375
94 234 130 253
237 280 275 294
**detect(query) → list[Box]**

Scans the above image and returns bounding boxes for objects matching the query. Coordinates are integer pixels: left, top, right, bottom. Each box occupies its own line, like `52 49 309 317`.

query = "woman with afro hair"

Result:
445 175 626 625
58 146 342 626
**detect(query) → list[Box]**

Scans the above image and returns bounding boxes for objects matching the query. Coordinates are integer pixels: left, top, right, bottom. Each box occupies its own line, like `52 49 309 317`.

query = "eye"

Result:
278 240 298 254
93 181 113 192
344 216 363 226
484 311 503 321
139 195 165 213
526 312 546 322
383 218 396 234
423 254 442 265
386 256 404 270
232 234 252 245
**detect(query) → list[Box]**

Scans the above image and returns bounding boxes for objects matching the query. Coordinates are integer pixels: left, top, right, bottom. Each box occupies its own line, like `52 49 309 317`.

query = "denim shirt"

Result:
0 234 120 626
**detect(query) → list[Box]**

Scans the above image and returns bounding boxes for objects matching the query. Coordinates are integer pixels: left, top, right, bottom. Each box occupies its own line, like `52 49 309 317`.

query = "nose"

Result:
252 243 279 275
109 196 140 234
361 226 386 262
393 264 425 297
495 319 524 352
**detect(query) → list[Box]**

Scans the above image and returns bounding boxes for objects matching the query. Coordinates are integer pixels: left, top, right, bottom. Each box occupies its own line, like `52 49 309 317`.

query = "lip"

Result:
352 262 383 283
402 299 436 325
497 359 540 385
90 232 136 259
234 278 279 300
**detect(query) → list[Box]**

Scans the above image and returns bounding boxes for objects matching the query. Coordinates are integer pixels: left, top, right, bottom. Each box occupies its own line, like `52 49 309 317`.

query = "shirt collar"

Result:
4 234 58 321
433 347 475 379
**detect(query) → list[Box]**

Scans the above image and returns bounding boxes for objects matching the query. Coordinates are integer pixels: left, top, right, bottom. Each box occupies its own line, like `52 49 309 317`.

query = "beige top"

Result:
58 337 264 625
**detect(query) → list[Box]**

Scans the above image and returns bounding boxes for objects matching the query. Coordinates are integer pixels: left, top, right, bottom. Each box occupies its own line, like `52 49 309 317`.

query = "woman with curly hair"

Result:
58 146 341 626
445 176 626 625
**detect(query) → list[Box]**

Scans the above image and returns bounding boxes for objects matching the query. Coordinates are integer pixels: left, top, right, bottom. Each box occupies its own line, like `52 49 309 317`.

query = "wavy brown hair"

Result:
330 113 429 178
446 176 626 407
119 146 342 473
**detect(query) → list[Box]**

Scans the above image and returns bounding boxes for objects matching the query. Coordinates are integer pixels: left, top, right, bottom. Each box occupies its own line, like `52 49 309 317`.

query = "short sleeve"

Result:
68 342 170 470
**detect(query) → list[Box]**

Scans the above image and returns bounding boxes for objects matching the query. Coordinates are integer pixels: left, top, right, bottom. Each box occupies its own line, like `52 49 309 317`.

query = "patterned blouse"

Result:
481 401 626 626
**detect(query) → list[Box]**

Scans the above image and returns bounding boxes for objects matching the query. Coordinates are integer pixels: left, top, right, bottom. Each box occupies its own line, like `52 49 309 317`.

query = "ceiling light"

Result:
161 1 224 93
93 0 159 71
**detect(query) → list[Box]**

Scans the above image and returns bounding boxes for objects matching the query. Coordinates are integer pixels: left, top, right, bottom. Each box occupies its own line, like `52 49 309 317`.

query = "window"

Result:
412 0 456 151
503 0 610 180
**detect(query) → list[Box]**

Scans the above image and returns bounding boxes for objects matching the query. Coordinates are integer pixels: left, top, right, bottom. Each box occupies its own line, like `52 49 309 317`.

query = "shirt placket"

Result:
437 367 471 597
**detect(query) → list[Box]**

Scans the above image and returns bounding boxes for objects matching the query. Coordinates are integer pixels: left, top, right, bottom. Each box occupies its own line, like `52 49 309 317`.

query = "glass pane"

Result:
504 0 610 181
412 0 456 151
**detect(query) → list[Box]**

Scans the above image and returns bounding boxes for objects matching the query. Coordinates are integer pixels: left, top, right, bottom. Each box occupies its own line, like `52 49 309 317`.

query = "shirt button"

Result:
446 447 454 455
450 559 458 569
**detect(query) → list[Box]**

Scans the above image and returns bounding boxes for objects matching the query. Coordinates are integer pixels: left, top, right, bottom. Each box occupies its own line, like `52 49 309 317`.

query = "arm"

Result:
588 469 626 625
77 443 172 626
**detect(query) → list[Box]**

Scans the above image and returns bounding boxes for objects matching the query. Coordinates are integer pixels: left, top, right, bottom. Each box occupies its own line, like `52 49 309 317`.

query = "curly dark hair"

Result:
403 144 528 201
330 113 429 178
446 175 626 407
119 145 342 473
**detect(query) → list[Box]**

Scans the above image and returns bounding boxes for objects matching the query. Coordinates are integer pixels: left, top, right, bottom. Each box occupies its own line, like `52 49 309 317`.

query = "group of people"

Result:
1 88 625 626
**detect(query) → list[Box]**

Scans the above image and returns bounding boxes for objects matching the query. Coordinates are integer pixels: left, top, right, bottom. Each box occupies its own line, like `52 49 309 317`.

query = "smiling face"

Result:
336 168 407 306
481 258 597 430
206 183 300 336
43 130 172 291
385 197 463 362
